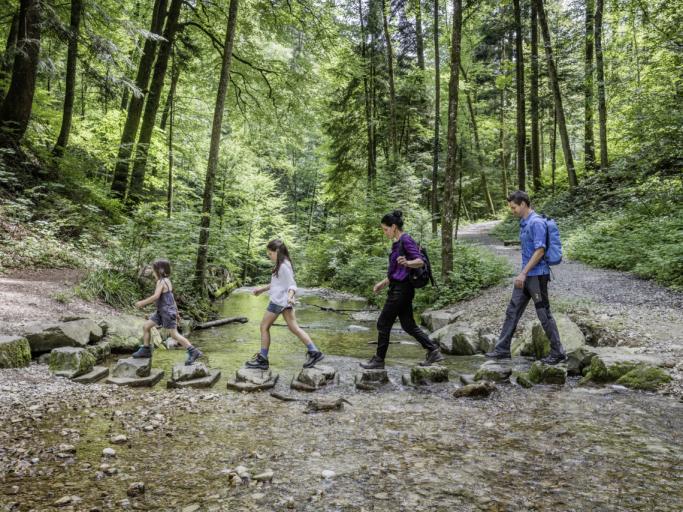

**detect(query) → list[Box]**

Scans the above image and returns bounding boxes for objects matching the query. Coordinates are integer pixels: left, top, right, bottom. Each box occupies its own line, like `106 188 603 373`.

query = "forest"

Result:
0 0 680 313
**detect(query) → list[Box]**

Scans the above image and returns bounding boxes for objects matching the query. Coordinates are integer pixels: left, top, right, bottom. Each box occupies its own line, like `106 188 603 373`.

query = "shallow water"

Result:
1 289 682 511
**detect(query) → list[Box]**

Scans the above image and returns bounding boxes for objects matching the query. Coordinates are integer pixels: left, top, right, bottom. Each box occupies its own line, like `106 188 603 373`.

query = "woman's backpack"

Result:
398 238 436 288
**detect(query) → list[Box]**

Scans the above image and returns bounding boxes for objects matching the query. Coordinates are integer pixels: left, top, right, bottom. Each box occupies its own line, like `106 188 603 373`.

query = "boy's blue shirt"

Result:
519 210 550 276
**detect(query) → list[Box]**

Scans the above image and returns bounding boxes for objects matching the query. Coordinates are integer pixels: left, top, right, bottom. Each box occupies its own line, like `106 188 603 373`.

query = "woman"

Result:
360 210 444 369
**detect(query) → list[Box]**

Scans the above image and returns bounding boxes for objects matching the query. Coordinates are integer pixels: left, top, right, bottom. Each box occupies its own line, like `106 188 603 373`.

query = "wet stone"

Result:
254 469 274 482
126 482 145 497
305 396 350 413
355 369 389 390
111 357 151 379
227 368 278 392
474 357 531 383
453 381 497 399
106 368 164 387
168 369 221 389
291 365 337 391
72 366 109 384
170 362 211 382
410 365 449 385
527 361 567 385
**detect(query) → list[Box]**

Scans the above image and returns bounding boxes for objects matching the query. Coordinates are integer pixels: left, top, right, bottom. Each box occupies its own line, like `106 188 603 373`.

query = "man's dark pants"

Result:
376 281 437 360
493 274 565 356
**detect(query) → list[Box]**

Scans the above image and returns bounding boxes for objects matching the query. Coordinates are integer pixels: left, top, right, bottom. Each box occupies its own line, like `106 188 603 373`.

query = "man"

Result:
486 191 567 364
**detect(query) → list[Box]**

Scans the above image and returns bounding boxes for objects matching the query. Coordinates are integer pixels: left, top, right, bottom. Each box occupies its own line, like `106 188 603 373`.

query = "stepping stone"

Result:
49 347 96 379
527 361 567 385
291 365 337 391
226 368 279 392
73 366 109 384
170 363 211 382
410 365 449 385
111 357 151 379
355 369 389 391
106 369 164 387
474 357 531 383
168 370 221 389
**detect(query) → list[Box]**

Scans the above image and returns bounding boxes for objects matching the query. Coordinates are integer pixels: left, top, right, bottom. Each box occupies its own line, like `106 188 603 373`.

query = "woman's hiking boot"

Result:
132 345 152 358
244 353 269 370
185 346 204 366
419 348 445 367
303 350 324 368
360 355 385 369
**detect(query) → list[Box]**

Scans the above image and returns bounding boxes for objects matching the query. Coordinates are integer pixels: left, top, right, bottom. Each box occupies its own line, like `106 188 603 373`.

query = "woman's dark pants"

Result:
376 280 437 360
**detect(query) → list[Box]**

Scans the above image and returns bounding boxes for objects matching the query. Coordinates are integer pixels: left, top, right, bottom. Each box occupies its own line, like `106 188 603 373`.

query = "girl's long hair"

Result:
152 259 172 279
267 239 292 277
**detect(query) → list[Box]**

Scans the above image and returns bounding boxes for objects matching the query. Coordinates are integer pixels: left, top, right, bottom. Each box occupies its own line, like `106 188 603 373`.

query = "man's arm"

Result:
514 247 545 288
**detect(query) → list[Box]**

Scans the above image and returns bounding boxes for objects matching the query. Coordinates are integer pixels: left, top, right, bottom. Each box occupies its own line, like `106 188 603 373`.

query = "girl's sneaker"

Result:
244 353 269 370
132 345 152 358
185 347 204 366
303 350 324 368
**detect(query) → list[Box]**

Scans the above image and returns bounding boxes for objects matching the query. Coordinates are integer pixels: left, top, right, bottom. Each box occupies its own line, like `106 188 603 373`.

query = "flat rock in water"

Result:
474 357 531 382
49 347 96 378
106 368 164 387
72 366 109 384
0 335 31 368
355 369 389 390
527 361 567 385
168 370 221 389
291 365 337 391
580 347 669 389
227 369 278 392
410 365 449 385
453 381 496 398
111 357 151 378
171 362 211 382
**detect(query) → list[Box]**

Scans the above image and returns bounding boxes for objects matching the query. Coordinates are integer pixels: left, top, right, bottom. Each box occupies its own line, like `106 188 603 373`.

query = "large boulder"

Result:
579 347 666 387
527 361 567 385
566 347 597 376
291 365 337 391
49 347 96 378
421 309 463 332
102 315 161 353
0 336 31 368
23 319 103 354
429 323 479 355
530 314 585 359
410 365 449 385
111 357 151 379
478 333 498 354
615 366 672 391
510 322 535 356
85 341 112 363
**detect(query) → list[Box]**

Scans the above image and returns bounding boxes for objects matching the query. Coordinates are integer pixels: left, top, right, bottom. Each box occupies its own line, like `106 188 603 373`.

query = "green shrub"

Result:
75 268 141 310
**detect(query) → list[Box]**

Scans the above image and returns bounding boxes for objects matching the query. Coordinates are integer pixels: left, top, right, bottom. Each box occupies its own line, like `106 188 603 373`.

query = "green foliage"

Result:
75 268 140 310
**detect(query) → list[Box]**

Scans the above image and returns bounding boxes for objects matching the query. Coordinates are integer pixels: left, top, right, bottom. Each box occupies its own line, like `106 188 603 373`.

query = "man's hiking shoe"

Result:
360 356 385 370
185 347 204 366
419 349 445 367
244 353 269 370
541 353 567 365
485 351 511 360
132 345 152 358
303 350 324 368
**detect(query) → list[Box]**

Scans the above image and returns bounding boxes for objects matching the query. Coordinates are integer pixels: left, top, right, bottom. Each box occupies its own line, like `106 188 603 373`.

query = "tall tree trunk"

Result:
441 0 462 281
381 0 398 160
166 52 175 219
583 0 596 170
535 0 577 189
53 0 82 157
513 0 525 191
530 1 541 190
551 102 557 195
359 0 376 187
120 0 142 111
110 0 167 199
128 0 183 205
159 62 180 130
431 0 440 234
0 12 20 101
415 0 425 71
195 0 239 294
0 0 41 145
460 64 495 215
594 0 608 170
498 36 509 199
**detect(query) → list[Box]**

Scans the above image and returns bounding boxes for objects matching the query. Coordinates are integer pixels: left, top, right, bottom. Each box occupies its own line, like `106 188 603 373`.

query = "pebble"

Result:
254 469 274 482
181 505 200 512
321 470 336 479
127 482 145 497
111 434 128 444
102 448 116 457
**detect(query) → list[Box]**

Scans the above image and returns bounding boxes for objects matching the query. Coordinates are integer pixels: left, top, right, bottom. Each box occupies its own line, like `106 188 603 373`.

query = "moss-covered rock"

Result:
49 347 96 378
410 365 449 385
527 361 567 385
103 315 162 352
566 347 597 376
531 314 585 359
429 324 479 355
512 371 534 388
85 341 112 363
474 363 512 382
616 366 672 391
453 381 496 398
0 336 31 368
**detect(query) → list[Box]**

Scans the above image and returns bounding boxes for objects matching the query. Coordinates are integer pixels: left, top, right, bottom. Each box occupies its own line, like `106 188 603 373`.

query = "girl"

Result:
244 239 324 370
132 258 204 365
360 210 444 369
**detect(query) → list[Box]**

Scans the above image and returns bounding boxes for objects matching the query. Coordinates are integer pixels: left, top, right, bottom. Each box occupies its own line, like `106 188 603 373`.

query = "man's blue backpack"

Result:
541 214 562 265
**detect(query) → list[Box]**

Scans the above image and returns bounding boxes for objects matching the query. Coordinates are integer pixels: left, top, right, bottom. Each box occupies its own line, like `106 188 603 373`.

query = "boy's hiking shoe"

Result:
132 345 152 358
303 350 324 368
359 356 385 370
485 351 511 360
419 349 445 367
244 353 269 370
541 353 567 365
185 346 204 366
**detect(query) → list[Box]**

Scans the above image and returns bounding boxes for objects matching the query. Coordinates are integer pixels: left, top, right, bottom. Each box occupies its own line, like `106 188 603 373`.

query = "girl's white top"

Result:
269 260 298 306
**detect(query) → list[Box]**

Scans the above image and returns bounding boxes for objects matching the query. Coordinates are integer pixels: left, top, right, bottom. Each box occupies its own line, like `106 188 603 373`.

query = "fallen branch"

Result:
194 316 248 330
